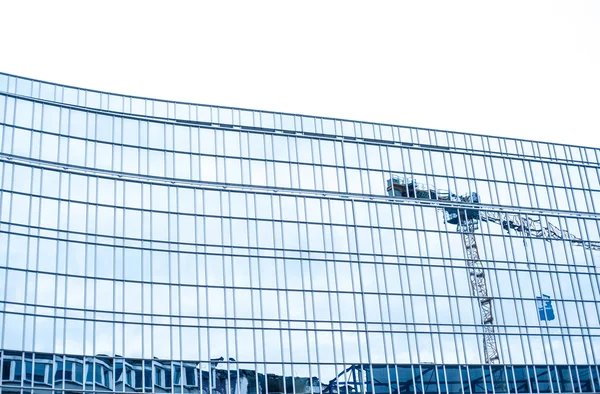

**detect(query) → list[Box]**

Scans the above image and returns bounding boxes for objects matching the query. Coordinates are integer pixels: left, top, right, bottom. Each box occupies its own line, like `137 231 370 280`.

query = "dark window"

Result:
85 362 94 384
74 362 83 383
144 365 152 388
54 360 63 383
64 362 73 381
95 364 103 385
127 370 134 387
34 363 46 383
25 360 33 381
135 368 143 388
577 366 592 392
165 367 172 388
185 366 196 387
114 362 123 382
173 365 181 386
2 361 12 381
14 361 23 382
103 368 111 388
154 366 162 386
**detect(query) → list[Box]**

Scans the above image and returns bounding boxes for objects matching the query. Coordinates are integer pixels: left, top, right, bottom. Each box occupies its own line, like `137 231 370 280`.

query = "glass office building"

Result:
0 72 599 393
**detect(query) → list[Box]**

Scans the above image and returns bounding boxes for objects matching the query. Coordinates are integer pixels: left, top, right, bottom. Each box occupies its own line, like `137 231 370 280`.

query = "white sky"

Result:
1 1 599 148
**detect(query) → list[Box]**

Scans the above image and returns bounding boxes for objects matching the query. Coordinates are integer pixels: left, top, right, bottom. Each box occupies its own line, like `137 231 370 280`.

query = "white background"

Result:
1 1 599 147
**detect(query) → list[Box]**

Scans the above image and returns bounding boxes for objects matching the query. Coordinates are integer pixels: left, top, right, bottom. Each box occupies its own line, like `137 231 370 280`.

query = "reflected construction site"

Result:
2 352 597 394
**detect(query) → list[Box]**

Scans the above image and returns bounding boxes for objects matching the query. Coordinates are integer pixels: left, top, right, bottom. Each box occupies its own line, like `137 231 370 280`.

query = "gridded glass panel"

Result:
1 73 599 394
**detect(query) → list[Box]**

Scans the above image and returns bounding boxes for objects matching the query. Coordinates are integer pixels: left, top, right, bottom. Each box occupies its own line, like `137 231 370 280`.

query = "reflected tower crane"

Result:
386 175 600 365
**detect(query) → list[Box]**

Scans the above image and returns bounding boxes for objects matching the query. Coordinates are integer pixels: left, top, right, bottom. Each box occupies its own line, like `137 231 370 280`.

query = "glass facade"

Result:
0 72 598 393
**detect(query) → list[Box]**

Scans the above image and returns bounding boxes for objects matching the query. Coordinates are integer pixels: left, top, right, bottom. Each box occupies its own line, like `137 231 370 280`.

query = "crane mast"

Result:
387 176 501 364
458 214 500 363
387 174 600 367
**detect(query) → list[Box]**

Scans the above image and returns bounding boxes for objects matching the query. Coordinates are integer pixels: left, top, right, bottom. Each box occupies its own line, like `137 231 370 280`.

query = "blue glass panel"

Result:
368 365 391 394
33 353 52 386
527 366 537 393
549 366 559 393
413 366 422 394
24 356 33 382
468 366 485 394
483 366 493 393
570 366 581 393
534 366 552 393
387 366 399 394
591 366 600 392
397 366 415 394
461 366 471 394
510 366 530 393
85 360 94 384
419 365 437 394
443 366 462 394
1 358 10 381
437 366 447 394
491 366 506 393
14 360 23 382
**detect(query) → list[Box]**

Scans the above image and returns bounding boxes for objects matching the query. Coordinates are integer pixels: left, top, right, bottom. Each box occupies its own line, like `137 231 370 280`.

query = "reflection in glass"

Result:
1 73 600 394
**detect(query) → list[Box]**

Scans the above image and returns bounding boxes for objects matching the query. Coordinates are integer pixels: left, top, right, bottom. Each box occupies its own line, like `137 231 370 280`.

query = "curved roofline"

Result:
1 71 597 152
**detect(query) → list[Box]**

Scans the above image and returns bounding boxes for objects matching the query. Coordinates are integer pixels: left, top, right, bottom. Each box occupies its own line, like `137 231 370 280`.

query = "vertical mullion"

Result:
310 136 329 387
0 109 10 351
547 143 581 366
402 134 431 367
479 142 513 366
276 135 294 394
26 80 38 356
286 135 303 394
333 119 353 392
430 131 462 366
504 146 556 366
371 141 397 394
202 190 212 386
396 137 420 371
148 97 156 372
413 131 440 366
322 198 347 394
193 186 203 394
442 134 471 367
577 154 600 367
329 129 351 394
495 141 535 365
561 158 595 365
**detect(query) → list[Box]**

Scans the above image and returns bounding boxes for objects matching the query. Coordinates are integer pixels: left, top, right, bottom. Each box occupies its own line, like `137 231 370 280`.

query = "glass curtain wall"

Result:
0 72 599 393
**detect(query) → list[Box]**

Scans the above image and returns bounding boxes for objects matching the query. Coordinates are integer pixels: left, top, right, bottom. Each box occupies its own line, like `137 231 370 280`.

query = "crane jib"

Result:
387 174 598 378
